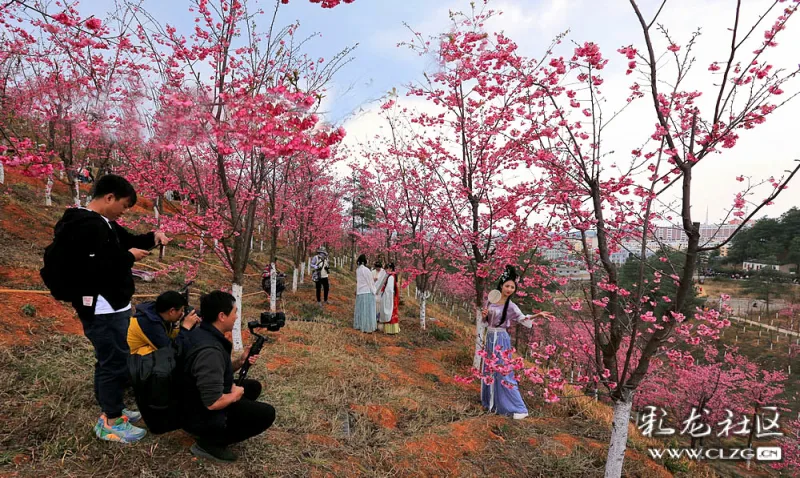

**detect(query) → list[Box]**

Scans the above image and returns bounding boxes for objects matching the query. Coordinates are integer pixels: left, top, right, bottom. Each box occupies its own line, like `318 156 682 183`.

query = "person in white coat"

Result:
380 263 399 334
354 255 378 333
372 260 389 330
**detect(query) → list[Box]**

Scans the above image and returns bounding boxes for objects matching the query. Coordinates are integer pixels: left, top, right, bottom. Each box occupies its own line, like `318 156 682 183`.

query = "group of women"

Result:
353 254 400 334
352 253 535 420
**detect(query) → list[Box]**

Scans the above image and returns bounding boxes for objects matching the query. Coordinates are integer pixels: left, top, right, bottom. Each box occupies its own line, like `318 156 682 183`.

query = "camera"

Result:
238 311 285 385
179 280 195 317
248 311 286 333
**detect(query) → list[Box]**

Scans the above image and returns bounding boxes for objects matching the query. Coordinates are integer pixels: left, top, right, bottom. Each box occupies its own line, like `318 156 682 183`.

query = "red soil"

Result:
547 433 579 457
0 267 41 288
396 416 507 476
0 292 81 346
350 403 398 429
0 202 51 244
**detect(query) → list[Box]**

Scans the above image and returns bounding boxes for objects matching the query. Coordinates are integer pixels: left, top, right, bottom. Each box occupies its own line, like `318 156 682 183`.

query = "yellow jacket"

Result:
127 302 180 355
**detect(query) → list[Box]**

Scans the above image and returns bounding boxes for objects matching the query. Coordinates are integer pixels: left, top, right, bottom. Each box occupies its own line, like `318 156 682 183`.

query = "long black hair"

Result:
357 254 368 266
496 265 518 327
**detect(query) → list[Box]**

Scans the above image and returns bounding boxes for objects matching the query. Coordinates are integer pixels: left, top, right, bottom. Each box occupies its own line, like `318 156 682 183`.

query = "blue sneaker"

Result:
122 408 142 424
94 415 147 443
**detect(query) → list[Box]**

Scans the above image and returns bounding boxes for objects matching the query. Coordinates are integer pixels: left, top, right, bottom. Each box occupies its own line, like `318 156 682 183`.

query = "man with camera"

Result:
311 246 330 305
127 290 200 356
181 291 276 462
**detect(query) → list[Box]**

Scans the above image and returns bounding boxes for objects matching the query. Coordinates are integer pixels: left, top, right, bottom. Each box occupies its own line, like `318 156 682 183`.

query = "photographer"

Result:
181 291 276 462
127 290 200 356
310 247 330 305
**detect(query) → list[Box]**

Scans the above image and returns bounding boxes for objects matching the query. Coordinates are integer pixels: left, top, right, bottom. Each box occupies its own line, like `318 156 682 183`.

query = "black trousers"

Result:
78 309 131 419
196 380 276 447
315 277 330 302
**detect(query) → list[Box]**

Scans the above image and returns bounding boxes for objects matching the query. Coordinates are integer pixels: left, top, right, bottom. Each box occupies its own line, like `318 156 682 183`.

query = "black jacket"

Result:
52 208 155 311
180 321 234 431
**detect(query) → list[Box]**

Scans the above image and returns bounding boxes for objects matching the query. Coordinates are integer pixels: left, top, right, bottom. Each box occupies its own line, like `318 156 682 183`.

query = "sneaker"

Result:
94 415 147 443
512 412 529 420
122 408 142 424
190 442 237 463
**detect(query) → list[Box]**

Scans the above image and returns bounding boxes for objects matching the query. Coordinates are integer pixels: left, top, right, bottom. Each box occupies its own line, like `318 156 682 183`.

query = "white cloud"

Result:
341 0 800 222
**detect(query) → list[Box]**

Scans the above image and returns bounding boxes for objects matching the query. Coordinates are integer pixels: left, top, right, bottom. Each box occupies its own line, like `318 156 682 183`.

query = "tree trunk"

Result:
231 282 244 351
746 410 758 449
269 226 279 265
0 162 4 184
292 267 298 292
300 260 305 283
605 391 634 478
155 198 164 261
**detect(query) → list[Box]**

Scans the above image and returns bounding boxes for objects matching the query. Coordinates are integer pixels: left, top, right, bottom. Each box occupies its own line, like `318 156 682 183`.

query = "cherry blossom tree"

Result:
0 0 144 205
515 1 800 475
773 415 800 475
400 10 552 359
125 0 352 349
352 97 457 328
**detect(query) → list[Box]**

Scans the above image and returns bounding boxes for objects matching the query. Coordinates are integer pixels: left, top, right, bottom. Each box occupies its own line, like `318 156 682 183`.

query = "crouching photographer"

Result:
181 291 276 462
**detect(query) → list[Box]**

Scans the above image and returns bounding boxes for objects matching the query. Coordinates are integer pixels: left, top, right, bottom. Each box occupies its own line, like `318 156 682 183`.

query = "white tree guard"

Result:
605 394 634 478
231 283 244 351
45 176 53 206
270 263 277 313
473 306 486 370
419 290 431 330
73 180 80 207
292 268 298 292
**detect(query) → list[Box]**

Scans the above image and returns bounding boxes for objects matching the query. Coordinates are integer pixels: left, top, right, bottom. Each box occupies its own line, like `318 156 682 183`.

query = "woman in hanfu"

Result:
354 255 378 333
381 263 400 335
480 265 534 419
373 261 387 328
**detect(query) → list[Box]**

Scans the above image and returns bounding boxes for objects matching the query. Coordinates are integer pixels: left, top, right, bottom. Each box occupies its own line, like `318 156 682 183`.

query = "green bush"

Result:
428 325 455 342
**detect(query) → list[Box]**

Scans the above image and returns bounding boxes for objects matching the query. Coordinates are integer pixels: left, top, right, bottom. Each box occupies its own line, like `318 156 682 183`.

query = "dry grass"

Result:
0 166 737 477
0 296 693 477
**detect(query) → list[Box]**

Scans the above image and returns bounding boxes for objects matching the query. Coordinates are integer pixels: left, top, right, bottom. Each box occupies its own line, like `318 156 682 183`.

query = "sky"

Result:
78 0 800 224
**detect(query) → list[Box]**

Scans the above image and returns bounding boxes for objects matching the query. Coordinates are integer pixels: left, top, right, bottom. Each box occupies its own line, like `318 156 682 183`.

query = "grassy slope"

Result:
0 168 733 477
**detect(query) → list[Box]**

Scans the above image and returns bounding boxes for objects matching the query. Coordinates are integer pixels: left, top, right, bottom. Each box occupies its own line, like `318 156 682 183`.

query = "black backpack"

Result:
40 215 98 303
40 232 78 302
128 342 214 434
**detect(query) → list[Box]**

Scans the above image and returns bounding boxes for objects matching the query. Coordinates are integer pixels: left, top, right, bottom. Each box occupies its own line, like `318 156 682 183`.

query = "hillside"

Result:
0 168 724 477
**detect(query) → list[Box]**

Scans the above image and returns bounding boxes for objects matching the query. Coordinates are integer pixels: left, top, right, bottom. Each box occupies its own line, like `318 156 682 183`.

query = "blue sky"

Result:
72 0 800 222
81 0 442 123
